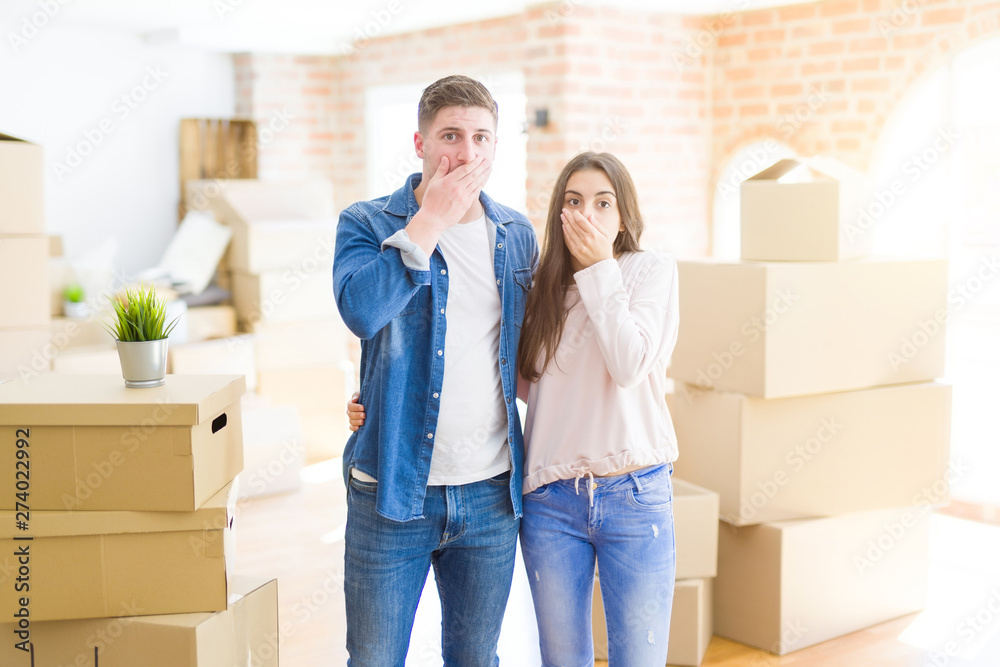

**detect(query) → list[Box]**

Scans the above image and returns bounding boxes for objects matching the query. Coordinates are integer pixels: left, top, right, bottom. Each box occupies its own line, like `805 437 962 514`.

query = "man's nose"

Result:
456 138 476 163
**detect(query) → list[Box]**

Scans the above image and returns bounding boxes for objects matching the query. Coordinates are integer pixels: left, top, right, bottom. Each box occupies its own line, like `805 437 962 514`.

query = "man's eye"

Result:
444 133 456 140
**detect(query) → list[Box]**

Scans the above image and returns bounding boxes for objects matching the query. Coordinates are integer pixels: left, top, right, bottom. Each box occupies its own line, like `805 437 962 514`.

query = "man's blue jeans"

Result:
520 464 676 667
344 471 519 666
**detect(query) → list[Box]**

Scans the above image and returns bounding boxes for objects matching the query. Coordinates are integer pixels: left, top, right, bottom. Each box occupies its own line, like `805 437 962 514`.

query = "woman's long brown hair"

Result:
517 152 645 383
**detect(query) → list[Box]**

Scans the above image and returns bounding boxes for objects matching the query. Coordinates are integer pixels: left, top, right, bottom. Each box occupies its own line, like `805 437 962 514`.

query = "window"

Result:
870 38 1000 509
364 72 527 210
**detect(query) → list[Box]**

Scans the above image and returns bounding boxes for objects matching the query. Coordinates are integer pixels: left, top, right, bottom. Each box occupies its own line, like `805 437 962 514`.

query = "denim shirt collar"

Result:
382 172 514 226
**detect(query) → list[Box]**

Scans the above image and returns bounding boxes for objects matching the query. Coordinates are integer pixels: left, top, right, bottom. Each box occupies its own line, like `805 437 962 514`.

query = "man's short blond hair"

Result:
417 75 499 132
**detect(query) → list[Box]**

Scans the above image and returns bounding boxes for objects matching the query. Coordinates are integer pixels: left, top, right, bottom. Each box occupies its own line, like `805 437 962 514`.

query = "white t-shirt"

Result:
426 212 510 485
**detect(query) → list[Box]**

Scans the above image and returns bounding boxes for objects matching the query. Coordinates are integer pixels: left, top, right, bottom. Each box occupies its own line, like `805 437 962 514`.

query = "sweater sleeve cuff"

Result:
573 258 620 284
382 229 431 272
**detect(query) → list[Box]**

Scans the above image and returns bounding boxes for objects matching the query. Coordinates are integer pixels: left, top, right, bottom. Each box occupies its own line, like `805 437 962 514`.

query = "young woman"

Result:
349 152 680 667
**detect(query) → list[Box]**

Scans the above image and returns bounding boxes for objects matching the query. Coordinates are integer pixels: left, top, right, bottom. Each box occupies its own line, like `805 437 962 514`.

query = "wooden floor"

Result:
595 614 928 667
235 460 1000 666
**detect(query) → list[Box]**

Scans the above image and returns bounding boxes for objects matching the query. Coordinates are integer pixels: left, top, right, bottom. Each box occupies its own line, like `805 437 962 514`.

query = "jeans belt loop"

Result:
629 471 644 494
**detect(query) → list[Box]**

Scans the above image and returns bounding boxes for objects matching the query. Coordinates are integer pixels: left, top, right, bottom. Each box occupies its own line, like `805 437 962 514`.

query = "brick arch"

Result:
711 126 795 195
868 13 1000 172
707 135 796 253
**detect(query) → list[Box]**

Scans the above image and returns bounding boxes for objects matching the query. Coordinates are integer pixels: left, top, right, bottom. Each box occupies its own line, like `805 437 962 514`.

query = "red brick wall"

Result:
233 4 712 256
711 0 1000 193
233 0 1000 257
233 53 340 182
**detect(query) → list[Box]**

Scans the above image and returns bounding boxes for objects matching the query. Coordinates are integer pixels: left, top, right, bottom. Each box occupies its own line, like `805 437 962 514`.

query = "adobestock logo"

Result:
844 126 960 245
691 288 799 391
6 0 72 53
339 0 406 56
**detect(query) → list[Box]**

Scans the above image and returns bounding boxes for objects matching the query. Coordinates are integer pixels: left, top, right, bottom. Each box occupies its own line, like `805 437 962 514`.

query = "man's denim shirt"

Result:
332 173 539 522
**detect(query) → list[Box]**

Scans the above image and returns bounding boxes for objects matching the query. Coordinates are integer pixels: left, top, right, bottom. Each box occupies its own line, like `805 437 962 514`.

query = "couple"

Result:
332 74 680 667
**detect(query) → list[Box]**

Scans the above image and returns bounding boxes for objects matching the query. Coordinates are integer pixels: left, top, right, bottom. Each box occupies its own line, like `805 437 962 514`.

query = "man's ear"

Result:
414 131 424 159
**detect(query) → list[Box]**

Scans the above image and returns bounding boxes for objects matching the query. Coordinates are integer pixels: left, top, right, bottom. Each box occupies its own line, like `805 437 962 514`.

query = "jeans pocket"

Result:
626 475 672 511
349 477 378 493
487 470 512 486
524 483 551 499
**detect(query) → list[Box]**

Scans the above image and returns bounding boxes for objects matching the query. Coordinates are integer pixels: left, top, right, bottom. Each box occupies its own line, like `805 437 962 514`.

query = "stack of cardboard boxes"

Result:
668 158 951 655
0 374 279 665
592 479 720 666
185 179 354 466
0 134 52 382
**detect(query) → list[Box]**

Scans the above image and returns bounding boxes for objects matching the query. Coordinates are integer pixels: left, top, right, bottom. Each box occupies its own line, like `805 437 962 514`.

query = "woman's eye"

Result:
598 200 611 208
567 198 580 206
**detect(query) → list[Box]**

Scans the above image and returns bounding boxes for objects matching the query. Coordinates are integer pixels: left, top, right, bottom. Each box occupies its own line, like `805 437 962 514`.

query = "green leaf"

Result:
104 283 175 342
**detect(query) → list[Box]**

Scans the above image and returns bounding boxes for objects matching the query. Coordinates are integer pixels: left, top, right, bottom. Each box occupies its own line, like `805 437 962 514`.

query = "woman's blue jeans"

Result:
520 463 676 667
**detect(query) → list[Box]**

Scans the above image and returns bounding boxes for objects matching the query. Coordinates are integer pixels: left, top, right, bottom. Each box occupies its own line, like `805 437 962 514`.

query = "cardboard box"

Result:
714 508 929 654
48 235 62 257
185 305 237 342
672 381 952 525
593 576 713 666
50 344 120 374
301 413 348 463
185 178 336 273
741 157 873 262
670 258 948 398
0 328 51 380
50 316 112 349
228 218 337 274
674 479 720 579
0 482 236 621
231 265 337 327
257 365 348 416
254 318 349 371
0 374 245 511
0 236 49 328
238 402 305 500
255 363 352 462
168 335 258 392
185 178 335 223
0 133 44 235
0 577 277 667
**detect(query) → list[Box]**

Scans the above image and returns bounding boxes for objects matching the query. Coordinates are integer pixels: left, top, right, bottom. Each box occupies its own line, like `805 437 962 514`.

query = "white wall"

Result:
0 22 235 275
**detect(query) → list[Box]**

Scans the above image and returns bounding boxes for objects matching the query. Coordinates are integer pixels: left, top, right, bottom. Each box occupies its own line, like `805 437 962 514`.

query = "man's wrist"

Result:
406 210 447 256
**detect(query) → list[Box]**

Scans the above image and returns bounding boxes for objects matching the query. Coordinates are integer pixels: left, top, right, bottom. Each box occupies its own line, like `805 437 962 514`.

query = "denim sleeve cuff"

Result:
382 229 431 272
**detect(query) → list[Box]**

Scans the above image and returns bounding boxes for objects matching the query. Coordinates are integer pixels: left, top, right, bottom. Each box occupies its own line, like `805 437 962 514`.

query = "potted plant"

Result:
62 282 89 319
104 284 180 388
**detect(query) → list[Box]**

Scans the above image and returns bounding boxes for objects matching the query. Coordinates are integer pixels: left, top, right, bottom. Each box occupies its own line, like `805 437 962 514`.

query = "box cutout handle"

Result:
212 413 228 434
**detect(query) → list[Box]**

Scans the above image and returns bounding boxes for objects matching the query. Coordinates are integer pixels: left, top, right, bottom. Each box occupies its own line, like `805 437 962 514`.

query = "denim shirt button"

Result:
437 350 443 356
501 358 507 365
506 397 511 404
427 433 434 439
433 392 439 399
439 308 445 314
496 279 501 285
497 243 503 248
440 269 446 275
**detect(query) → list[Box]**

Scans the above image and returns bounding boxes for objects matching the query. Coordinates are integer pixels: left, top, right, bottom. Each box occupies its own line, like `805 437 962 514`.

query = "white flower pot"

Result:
116 339 169 388
63 301 90 319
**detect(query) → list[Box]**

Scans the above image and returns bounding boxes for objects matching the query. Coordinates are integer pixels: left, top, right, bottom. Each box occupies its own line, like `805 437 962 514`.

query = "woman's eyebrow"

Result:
564 189 616 197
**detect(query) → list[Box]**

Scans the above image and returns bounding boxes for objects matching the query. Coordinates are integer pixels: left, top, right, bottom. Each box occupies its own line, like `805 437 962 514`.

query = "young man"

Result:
332 75 539 666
